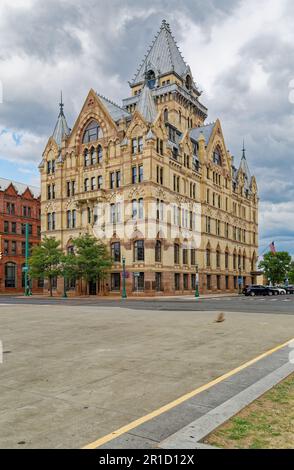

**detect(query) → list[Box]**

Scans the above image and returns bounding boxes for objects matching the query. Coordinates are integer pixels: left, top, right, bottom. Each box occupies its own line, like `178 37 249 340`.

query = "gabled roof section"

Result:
52 94 70 148
0 177 40 198
190 122 216 144
131 20 189 86
136 85 157 123
96 93 131 122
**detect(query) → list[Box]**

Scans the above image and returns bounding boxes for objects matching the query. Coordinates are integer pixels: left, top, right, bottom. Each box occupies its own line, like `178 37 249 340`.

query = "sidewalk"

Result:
1 293 240 301
94 339 294 449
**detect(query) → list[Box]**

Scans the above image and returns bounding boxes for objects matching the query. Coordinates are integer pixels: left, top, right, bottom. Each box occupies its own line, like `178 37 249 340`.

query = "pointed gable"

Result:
190 122 216 145
0 177 40 198
136 85 157 123
131 20 189 86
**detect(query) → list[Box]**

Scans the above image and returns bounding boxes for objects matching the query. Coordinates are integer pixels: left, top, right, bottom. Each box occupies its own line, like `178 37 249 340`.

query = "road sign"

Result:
22 266 29 272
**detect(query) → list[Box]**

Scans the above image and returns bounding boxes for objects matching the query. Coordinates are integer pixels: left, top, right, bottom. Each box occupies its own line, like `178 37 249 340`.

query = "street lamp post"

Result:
24 223 30 296
238 265 242 294
122 256 127 299
195 264 200 298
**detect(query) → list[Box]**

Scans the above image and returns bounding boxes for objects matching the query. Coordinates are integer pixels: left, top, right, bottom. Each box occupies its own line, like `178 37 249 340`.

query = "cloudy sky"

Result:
0 0 293 254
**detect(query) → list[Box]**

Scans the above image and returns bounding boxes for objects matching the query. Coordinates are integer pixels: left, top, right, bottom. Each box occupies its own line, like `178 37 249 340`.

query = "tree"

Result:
29 237 63 296
258 252 292 285
72 234 112 294
288 261 294 284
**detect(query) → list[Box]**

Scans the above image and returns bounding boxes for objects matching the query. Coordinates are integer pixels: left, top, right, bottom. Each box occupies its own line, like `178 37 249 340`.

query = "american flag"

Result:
269 241 276 254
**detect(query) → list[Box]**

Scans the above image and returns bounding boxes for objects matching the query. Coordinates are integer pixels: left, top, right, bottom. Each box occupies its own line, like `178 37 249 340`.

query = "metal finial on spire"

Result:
59 91 64 116
242 139 246 159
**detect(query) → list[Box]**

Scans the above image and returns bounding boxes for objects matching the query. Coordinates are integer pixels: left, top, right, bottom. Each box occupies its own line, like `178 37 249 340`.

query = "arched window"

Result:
82 120 101 144
251 253 256 271
216 249 221 268
225 250 229 270
97 145 103 164
206 248 211 267
90 147 96 165
233 252 237 270
238 252 242 270
164 108 168 122
155 240 162 263
213 147 222 166
134 240 144 262
5 262 16 288
174 243 180 264
84 149 89 167
146 70 156 89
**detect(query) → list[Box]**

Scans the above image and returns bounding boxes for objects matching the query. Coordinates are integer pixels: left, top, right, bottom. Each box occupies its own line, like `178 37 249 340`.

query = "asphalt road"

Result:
0 294 294 314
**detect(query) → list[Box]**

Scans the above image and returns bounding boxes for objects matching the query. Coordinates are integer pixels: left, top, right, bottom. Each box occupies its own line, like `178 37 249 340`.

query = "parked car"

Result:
284 285 294 294
244 285 277 296
273 286 287 295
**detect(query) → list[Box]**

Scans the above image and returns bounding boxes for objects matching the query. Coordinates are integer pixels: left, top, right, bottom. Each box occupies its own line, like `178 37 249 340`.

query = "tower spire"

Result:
242 139 246 159
52 92 70 147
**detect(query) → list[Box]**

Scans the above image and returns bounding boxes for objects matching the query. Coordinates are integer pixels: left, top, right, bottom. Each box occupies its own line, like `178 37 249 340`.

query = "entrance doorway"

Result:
89 280 97 295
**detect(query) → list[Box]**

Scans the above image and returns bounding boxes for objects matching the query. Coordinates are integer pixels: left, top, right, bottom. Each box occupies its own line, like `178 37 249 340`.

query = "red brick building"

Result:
0 178 42 294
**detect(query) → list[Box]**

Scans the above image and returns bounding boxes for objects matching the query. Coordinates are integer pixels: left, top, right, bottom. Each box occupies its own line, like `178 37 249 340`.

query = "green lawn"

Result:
204 373 294 449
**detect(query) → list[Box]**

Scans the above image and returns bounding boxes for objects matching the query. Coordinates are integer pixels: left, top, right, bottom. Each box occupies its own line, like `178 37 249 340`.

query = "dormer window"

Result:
185 74 192 90
82 120 101 144
146 70 156 89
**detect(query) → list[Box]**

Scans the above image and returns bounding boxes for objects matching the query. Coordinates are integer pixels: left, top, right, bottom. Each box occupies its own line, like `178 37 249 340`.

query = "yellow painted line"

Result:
83 337 293 449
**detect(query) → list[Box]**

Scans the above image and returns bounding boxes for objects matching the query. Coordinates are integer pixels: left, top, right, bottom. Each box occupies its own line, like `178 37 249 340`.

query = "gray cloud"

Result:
0 0 293 253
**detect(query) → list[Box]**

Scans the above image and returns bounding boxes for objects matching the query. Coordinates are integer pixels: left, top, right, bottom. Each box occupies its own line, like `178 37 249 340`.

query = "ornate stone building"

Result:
39 20 258 296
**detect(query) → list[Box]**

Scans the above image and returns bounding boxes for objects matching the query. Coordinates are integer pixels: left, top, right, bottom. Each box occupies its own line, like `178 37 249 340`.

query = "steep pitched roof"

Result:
0 177 40 198
132 20 189 85
136 85 157 123
52 95 70 147
97 93 131 122
190 122 216 144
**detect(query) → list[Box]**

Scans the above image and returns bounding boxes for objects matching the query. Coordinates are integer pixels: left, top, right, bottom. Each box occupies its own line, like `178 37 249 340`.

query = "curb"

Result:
159 361 294 449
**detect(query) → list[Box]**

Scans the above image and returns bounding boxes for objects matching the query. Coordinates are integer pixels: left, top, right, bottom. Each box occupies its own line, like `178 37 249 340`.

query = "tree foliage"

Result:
72 234 112 294
258 252 292 285
29 236 62 296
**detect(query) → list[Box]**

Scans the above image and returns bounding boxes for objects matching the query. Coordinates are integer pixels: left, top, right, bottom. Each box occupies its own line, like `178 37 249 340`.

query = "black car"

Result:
284 285 294 294
244 285 277 296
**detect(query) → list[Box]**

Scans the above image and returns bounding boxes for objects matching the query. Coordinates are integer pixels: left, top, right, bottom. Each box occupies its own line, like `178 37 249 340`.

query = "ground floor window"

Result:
66 277 76 290
38 277 44 288
207 274 211 290
5 262 16 288
191 273 196 290
155 272 162 291
217 275 221 290
174 273 180 290
234 276 238 290
133 272 144 292
225 275 229 290
111 273 121 291
183 273 189 290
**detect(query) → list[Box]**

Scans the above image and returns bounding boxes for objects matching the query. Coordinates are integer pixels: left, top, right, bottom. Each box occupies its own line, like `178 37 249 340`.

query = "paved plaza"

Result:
0 296 294 448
